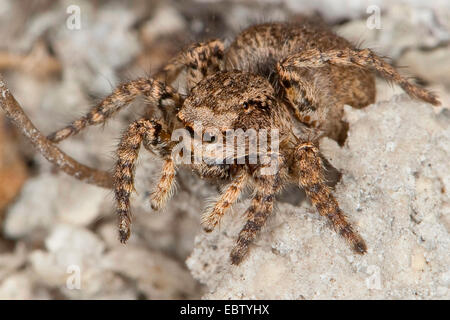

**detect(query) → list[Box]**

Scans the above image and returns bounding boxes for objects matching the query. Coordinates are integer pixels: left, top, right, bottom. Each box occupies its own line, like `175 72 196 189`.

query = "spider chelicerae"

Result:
45 19 439 265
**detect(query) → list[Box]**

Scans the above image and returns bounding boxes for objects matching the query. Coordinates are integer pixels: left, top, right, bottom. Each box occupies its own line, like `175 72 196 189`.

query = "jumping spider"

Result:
47 19 439 265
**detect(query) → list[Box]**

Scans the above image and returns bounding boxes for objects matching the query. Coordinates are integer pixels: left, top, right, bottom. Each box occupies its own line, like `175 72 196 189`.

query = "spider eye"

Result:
243 102 249 110
203 131 216 144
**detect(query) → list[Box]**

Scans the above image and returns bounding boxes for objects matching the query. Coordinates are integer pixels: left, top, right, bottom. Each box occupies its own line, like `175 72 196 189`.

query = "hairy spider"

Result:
46 19 439 265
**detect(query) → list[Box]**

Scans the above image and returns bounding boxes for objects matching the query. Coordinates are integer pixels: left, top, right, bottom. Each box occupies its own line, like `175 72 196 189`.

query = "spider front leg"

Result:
201 170 249 232
293 141 367 254
230 157 285 265
48 78 182 143
115 118 174 243
149 158 176 211
278 48 440 106
154 39 225 90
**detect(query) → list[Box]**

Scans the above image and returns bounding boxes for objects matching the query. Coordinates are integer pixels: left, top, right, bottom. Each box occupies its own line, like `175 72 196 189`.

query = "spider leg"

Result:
114 118 172 243
278 48 440 106
230 157 285 265
277 60 324 123
140 122 177 211
149 158 176 210
275 53 347 140
154 39 225 90
201 170 248 232
48 79 182 143
293 140 367 254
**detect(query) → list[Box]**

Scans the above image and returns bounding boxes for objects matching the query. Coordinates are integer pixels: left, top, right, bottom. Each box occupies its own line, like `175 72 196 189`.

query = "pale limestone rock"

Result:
141 5 187 44
28 224 136 299
400 48 450 89
102 246 199 299
0 244 27 282
335 4 450 59
0 272 34 299
3 174 110 238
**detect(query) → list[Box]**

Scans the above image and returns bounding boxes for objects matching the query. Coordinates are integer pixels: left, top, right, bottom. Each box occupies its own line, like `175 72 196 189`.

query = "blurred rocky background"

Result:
0 0 448 299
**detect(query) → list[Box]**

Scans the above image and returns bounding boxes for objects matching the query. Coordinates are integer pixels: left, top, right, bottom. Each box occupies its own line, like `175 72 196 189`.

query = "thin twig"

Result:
0 75 113 189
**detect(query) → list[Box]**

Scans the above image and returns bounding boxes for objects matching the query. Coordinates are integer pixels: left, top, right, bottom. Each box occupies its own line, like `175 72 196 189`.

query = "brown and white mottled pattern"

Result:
150 158 177 210
155 39 225 90
230 155 287 265
278 48 440 108
114 118 170 243
201 170 248 232
28 20 440 265
47 78 183 143
293 141 366 254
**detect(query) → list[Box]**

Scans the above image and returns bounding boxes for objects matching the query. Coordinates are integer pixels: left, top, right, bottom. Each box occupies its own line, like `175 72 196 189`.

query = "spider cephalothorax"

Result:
179 71 291 132
46 20 439 265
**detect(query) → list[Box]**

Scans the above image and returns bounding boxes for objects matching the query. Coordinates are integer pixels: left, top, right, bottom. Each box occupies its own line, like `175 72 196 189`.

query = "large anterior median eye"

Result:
203 131 216 143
